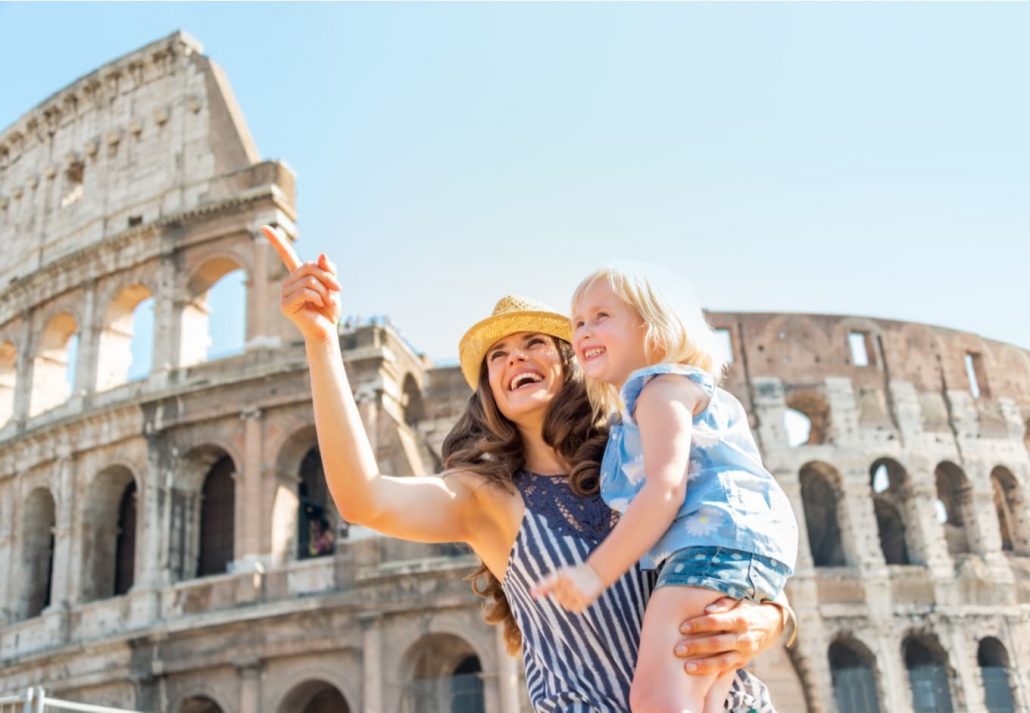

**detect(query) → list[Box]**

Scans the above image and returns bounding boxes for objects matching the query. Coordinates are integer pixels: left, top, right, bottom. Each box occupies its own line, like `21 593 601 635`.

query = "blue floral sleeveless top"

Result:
599 364 798 571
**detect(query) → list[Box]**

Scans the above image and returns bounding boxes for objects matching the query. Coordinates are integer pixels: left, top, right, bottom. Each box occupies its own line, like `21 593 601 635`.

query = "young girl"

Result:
532 266 798 713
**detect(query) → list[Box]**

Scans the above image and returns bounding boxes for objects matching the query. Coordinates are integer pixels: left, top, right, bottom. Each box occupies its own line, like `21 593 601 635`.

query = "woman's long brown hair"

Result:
441 338 608 654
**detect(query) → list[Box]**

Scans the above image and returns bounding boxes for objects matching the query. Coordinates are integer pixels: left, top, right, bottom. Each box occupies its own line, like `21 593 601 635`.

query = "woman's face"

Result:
484 332 564 424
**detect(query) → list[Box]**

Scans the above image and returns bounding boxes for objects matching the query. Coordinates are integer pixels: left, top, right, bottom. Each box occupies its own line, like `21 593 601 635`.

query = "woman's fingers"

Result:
680 608 748 635
704 596 738 615
674 631 755 659
283 275 336 306
681 651 743 676
261 225 301 272
282 286 326 312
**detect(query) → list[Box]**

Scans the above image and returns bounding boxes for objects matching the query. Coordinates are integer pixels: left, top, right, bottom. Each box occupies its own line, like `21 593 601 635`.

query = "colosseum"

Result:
1 31 1028 713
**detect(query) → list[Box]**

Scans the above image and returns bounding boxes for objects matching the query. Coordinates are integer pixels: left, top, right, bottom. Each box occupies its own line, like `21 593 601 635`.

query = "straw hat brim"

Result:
458 310 572 390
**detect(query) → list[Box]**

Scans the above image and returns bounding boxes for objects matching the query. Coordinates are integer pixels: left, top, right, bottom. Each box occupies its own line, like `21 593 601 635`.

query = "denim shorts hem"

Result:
653 546 788 603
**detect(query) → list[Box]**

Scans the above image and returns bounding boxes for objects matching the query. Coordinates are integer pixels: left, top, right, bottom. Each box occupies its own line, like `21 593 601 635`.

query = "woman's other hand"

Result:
673 597 784 675
262 225 342 344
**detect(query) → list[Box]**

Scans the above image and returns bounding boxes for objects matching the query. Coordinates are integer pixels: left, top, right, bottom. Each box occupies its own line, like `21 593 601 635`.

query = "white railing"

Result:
0 688 140 713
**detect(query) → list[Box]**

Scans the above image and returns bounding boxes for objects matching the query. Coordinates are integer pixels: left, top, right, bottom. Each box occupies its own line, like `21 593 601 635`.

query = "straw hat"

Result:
458 295 572 390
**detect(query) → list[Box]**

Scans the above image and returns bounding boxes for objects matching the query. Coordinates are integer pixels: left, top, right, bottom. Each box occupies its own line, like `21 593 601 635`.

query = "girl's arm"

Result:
532 375 704 610
264 227 480 545
586 374 702 586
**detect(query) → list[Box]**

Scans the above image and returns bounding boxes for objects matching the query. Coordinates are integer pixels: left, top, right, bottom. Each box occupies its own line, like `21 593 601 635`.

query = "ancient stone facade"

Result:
1 31 1029 713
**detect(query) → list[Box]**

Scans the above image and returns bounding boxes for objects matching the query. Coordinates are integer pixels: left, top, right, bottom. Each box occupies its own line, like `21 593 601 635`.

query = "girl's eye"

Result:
597 312 609 320
573 320 584 329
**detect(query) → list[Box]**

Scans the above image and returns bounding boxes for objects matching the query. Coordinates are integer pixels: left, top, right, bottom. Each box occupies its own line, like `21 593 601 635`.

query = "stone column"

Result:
361 614 383 713
238 659 262 713
235 407 264 567
13 316 34 428
151 254 181 375
73 281 99 401
0 480 14 624
49 452 77 606
245 230 281 350
840 476 887 570
494 625 521 713
907 481 953 577
877 633 915 713
946 625 984 713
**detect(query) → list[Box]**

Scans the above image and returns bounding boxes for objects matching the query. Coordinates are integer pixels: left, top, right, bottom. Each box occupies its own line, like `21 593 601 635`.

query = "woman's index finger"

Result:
261 225 302 272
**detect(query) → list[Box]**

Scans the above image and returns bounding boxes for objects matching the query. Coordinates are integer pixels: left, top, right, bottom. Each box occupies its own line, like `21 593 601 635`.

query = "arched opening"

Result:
991 467 1027 554
179 696 224 713
785 390 830 445
30 312 78 416
298 446 343 560
198 455 235 577
402 373 424 425
96 284 153 390
278 680 351 713
0 340 16 427
82 466 137 601
870 459 913 565
829 638 882 713
180 258 247 367
904 634 955 713
21 487 56 619
402 634 485 713
800 461 847 567
979 637 1016 712
935 462 973 555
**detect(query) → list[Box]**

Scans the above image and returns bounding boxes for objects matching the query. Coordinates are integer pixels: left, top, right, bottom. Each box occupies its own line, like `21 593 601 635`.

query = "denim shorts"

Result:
654 546 790 603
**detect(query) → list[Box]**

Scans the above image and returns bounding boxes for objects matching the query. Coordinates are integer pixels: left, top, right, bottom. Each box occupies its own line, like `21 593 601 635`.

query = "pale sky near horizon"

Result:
2 2 1028 364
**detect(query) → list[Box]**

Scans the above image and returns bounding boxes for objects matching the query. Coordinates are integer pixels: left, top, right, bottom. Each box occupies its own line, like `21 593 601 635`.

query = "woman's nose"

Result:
507 348 528 365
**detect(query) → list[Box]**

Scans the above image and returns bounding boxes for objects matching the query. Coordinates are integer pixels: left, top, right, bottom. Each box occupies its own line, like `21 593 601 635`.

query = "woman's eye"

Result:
528 337 544 347
489 351 504 361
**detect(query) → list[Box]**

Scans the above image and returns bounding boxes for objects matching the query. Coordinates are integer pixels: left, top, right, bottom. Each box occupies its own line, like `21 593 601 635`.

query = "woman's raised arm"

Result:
262 226 480 544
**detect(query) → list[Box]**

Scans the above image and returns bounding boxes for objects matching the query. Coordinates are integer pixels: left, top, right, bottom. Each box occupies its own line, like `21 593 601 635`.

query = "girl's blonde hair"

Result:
572 264 727 417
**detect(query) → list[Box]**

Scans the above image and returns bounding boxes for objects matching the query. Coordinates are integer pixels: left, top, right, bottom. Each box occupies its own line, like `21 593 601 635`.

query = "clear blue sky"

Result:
3 2 1028 362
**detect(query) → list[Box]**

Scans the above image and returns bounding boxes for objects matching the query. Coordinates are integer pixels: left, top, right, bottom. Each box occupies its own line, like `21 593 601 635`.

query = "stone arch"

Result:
799 461 847 567
271 425 344 563
20 487 56 619
96 282 154 390
177 695 225 713
0 339 16 427
400 633 487 713
935 461 974 555
278 679 351 713
81 465 139 601
992 466 1029 555
402 372 424 425
753 315 834 370
978 637 1017 713
30 311 78 416
829 634 882 713
170 445 237 580
785 389 830 446
179 254 248 367
903 631 956 713
870 458 915 565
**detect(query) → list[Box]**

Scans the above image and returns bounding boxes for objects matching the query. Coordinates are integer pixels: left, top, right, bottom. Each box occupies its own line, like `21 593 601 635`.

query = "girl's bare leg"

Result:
630 585 727 713
703 670 737 713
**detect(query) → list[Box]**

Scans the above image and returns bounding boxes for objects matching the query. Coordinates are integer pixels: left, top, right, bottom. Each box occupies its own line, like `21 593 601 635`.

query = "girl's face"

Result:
572 279 650 389
485 332 565 424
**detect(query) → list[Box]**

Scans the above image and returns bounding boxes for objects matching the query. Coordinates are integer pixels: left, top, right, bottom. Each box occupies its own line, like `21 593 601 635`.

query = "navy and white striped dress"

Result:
502 470 778 712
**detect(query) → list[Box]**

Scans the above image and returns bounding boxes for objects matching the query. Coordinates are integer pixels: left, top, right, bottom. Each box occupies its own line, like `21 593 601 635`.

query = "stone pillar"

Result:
878 633 915 713
49 452 77 606
840 477 887 570
73 281 98 400
777 468 813 570
236 407 264 566
494 625 521 713
361 614 383 713
0 480 14 624
245 230 281 350
238 659 262 713
946 625 983 713
13 316 34 428
788 618 832 713
907 481 953 576
151 255 181 375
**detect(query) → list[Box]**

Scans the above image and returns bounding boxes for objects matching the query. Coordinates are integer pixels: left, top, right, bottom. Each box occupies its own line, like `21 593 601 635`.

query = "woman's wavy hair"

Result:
441 337 608 654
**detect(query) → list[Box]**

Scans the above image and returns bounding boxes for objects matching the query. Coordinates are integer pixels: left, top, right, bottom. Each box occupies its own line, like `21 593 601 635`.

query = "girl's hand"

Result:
531 564 606 613
673 597 784 674
262 225 342 344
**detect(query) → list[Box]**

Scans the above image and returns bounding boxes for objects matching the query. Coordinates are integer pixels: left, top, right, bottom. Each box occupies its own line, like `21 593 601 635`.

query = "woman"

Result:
262 227 792 711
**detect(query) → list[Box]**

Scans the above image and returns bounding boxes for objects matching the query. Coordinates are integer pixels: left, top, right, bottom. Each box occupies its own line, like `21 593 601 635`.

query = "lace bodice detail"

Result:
514 471 618 544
